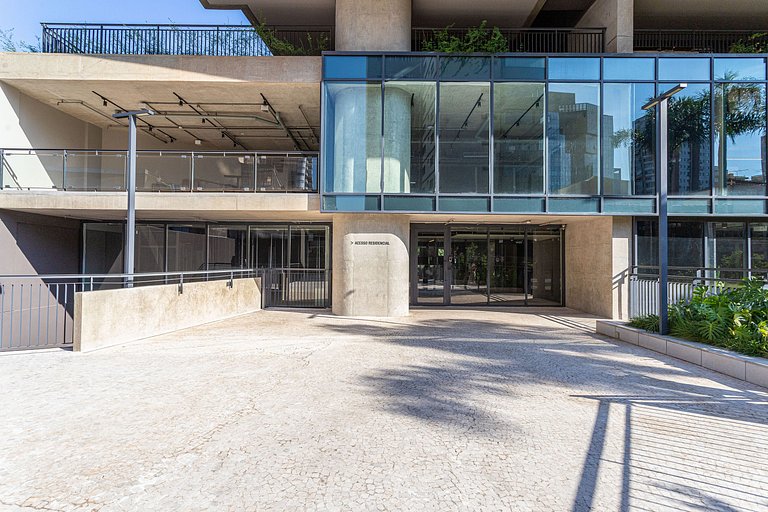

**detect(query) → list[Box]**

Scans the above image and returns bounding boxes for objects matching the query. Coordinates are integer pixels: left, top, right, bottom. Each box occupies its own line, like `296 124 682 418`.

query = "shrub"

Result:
421 21 508 53
629 277 768 358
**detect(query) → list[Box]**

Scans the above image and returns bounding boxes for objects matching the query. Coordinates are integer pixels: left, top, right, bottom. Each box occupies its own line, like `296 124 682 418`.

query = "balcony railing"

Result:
40 23 334 56
634 30 768 53
0 149 318 193
411 27 605 53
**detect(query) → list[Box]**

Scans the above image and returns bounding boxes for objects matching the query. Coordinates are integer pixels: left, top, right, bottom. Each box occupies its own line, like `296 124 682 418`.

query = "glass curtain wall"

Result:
438 83 490 193
135 224 165 273
208 226 248 270
83 223 123 275
667 83 712 195
493 83 545 194
602 83 656 195
167 226 207 272
547 83 600 194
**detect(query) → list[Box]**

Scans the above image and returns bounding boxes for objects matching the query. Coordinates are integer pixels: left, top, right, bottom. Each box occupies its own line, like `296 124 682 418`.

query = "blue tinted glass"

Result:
668 199 710 214
548 198 599 213
383 196 436 211
440 57 491 80
603 198 656 214
439 197 490 212
493 57 545 80
323 56 382 79
493 198 545 213
385 56 437 79
322 195 380 211
548 58 599 80
714 58 766 81
658 58 710 81
714 199 766 215
603 58 655 80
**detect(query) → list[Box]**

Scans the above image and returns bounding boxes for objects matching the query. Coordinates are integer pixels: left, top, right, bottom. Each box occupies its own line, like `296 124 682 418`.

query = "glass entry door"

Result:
415 231 446 304
411 224 564 306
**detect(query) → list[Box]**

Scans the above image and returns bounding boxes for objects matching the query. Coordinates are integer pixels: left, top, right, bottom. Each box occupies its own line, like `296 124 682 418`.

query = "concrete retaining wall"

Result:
73 277 261 352
597 320 768 388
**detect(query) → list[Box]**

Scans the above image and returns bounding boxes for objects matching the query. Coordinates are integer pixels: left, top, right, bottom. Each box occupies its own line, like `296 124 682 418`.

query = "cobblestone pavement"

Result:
1 308 768 512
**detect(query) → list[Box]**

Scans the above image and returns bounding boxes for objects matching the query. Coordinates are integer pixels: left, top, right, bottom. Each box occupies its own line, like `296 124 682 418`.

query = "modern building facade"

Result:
1 0 767 319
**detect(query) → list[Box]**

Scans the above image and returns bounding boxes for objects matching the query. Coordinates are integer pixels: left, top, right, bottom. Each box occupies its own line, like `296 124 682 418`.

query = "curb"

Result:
596 320 768 388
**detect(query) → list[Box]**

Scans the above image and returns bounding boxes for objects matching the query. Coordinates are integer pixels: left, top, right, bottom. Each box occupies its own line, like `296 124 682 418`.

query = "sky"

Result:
1 0 250 45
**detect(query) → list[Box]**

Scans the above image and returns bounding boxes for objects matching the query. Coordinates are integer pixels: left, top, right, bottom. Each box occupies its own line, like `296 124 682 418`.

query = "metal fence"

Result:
628 266 768 318
0 149 318 193
412 27 605 53
40 23 334 56
634 30 768 53
260 268 331 308
42 23 271 56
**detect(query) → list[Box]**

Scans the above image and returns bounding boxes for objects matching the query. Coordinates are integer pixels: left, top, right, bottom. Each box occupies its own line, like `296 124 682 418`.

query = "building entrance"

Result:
411 224 564 306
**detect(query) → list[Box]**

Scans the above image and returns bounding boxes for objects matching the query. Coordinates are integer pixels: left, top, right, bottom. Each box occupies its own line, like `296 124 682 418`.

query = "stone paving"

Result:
1 308 767 512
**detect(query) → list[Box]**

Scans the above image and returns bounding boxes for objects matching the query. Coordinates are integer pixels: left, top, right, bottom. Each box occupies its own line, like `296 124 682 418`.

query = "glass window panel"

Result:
667 83 712 195
493 198 545 213
384 82 436 193
289 226 328 270
258 155 316 192
714 58 766 81
714 83 766 196
493 57 545 81
493 82 545 194
438 83 490 193
670 221 704 274
602 198 656 214
322 195 380 211
385 56 437 79
440 57 491 80
83 223 123 274
208 226 247 270
323 82 382 193
193 154 255 192
135 224 165 273
668 199 710 214
136 153 192 192
439 197 490 212
547 83 600 194
383 196 436 211
602 83 656 195
635 219 657 268
658 58 710 81
710 222 746 273
603 58 655 81
547 197 599 213
750 223 768 270
323 56 382 79
714 199 766 214
548 58 599 80
167 225 206 272
250 226 287 269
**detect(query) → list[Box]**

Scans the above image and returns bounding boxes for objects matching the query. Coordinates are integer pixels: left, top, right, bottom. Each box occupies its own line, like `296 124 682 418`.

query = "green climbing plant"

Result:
421 21 508 53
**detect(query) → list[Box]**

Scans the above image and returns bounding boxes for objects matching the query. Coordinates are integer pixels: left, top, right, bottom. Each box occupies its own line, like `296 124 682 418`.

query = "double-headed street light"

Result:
112 109 155 287
642 84 686 335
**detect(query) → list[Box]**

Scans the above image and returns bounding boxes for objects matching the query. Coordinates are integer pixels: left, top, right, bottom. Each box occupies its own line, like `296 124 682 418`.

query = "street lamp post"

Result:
642 84 686 335
112 109 155 287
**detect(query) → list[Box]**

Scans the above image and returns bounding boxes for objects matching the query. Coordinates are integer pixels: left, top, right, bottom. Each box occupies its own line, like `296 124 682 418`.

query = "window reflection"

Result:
384 82 436 193
208 226 247 270
493 82 545 194
714 58 766 81
750 223 768 270
667 84 712 195
602 83 656 195
714 83 766 196
323 82 382 193
547 83 600 194
438 83 490 193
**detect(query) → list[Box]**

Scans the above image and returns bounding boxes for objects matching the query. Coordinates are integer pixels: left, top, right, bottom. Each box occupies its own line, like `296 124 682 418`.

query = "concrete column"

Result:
332 85 382 192
565 216 631 319
335 0 412 51
332 214 410 317
576 0 633 53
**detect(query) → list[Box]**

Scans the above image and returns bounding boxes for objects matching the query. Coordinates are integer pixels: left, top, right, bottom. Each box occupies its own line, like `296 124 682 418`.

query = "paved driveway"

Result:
1 308 767 511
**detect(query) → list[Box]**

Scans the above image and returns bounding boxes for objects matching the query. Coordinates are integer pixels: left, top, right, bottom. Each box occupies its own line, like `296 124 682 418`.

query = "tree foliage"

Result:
730 33 768 53
0 28 40 52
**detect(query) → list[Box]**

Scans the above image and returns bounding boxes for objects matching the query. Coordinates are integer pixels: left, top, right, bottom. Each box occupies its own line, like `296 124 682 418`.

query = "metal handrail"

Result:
411 26 606 53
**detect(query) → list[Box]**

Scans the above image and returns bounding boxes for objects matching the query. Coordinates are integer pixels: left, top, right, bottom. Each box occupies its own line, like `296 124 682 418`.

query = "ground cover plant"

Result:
629 277 768 358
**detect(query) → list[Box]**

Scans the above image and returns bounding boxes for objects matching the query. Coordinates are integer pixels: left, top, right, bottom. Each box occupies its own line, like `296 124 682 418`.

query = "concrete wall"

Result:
565 216 631 319
1 83 102 188
0 210 80 275
74 277 262 352
332 214 410 317
576 0 633 53
335 0 412 51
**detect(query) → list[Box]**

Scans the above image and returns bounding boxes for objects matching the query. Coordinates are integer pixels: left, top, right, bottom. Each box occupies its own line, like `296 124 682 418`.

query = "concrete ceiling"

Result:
635 0 768 30
201 0 547 28
0 54 321 152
